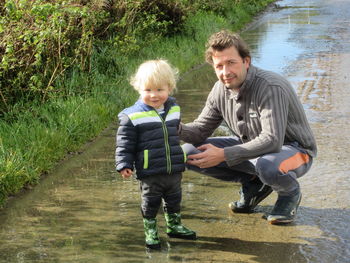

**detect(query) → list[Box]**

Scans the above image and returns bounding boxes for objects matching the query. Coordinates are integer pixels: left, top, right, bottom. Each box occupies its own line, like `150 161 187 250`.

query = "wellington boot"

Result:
164 213 196 240
143 218 161 249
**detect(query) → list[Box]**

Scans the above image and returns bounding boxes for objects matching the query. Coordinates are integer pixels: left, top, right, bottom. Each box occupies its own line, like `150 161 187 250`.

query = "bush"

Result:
0 0 188 116
0 0 103 113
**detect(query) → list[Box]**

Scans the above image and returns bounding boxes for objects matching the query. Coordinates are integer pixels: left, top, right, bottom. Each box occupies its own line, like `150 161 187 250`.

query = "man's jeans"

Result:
182 136 313 196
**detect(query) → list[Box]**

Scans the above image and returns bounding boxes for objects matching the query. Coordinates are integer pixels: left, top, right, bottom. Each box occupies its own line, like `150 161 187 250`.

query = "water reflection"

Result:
242 4 320 74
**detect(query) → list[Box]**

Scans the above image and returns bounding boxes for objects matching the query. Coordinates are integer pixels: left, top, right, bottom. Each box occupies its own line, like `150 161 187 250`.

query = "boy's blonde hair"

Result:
130 59 178 94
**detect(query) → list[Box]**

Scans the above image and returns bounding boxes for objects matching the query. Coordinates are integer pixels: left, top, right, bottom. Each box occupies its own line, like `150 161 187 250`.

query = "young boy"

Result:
115 59 196 249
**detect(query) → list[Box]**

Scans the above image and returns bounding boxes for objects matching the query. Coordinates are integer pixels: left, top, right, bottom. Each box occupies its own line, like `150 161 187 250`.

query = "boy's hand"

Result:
120 168 133 178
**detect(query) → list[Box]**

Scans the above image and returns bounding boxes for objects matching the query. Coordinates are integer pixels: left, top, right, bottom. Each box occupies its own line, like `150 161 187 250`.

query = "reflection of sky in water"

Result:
244 21 304 75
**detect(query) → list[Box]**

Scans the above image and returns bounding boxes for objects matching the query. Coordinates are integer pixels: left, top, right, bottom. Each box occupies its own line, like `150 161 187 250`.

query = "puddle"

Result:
1 0 350 262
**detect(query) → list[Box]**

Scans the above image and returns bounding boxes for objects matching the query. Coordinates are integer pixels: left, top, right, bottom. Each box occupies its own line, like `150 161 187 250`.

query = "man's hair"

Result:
205 30 251 64
130 59 178 94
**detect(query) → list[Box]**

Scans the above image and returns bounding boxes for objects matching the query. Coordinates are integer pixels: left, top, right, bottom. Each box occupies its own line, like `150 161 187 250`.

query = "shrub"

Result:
0 0 190 115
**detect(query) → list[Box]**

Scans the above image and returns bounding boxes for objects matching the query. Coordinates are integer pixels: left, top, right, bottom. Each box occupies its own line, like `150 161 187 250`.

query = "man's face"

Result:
212 46 250 90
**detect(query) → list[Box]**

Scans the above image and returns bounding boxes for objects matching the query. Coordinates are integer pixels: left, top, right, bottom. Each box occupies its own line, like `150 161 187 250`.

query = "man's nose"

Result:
223 65 230 75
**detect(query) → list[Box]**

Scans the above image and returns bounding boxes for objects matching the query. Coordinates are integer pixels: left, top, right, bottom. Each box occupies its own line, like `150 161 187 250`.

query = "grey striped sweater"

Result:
179 65 317 167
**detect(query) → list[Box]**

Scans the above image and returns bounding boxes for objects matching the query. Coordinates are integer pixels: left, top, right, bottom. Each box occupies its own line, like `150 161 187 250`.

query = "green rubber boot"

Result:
143 218 161 249
164 213 196 240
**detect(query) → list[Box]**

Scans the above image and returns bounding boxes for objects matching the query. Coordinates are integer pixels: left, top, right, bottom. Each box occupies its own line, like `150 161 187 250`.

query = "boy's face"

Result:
140 84 170 109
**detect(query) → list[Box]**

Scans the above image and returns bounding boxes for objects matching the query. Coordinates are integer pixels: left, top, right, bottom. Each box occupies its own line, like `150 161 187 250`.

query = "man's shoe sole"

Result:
267 193 302 225
267 216 294 225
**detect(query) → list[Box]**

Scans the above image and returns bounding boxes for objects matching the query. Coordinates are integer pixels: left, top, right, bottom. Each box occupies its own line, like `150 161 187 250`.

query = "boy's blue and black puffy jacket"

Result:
115 97 186 179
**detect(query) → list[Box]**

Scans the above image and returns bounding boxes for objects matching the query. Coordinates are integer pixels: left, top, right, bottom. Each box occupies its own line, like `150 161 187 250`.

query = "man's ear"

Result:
243 57 251 71
244 56 251 66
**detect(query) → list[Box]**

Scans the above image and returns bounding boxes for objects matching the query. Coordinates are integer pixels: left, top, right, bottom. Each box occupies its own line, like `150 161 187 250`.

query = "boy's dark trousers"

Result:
140 173 182 218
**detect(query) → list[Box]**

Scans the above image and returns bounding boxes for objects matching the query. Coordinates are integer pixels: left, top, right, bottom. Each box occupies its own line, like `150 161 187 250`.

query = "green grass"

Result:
0 0 275 207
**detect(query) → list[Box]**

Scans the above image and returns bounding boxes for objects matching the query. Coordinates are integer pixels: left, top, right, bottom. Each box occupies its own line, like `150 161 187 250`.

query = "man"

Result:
179 30 317 224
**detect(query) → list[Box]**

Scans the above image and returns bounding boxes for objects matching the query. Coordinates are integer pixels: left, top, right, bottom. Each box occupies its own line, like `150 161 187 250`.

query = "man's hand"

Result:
187 144 225 168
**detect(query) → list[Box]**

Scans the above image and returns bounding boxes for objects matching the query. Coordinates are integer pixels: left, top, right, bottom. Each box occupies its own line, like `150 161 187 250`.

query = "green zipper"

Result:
156 111 171 174
143 149 149 169
181 145 187 163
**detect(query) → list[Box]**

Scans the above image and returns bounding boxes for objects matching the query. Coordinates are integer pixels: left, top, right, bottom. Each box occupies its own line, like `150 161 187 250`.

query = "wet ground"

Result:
1 0 350 262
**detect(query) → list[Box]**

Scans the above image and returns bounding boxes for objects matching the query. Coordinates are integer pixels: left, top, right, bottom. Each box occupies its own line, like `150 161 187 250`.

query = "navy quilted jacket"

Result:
115 97 186 179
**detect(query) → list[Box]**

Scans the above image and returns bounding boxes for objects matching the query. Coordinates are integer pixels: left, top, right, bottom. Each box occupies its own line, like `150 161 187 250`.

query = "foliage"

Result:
101 0 186 39
0 0 101 113
181 0 233 16
0 0 188 115
0 79 133 205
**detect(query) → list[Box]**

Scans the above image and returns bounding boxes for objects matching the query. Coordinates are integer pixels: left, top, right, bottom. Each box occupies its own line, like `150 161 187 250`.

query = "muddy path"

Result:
1 0 350 262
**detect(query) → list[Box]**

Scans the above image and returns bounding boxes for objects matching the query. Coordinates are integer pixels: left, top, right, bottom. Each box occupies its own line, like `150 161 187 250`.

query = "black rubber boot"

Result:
229 178 273 213
267 191 302 225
